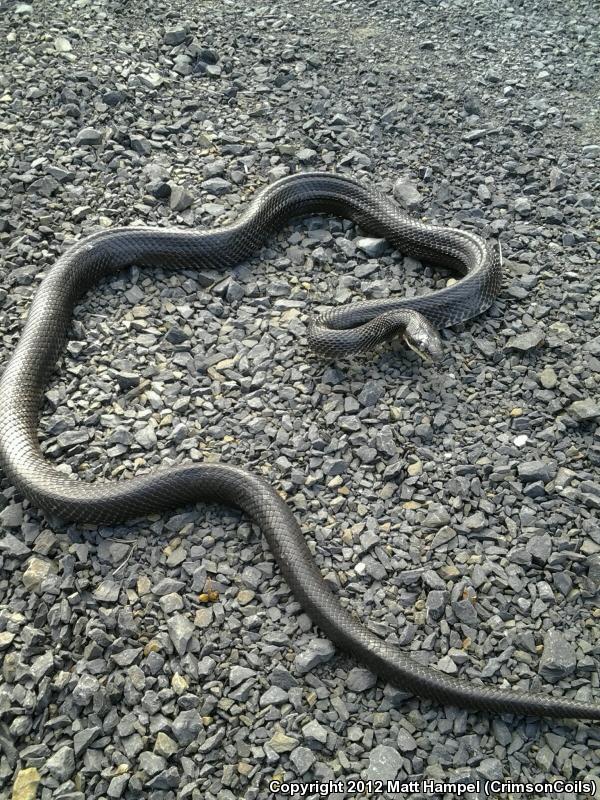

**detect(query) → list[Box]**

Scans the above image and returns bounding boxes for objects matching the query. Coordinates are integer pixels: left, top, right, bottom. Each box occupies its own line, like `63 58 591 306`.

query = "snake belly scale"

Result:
1 171 598 720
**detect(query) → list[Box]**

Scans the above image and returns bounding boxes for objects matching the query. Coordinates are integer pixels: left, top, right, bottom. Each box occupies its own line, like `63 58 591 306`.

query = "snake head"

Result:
402 313 443 363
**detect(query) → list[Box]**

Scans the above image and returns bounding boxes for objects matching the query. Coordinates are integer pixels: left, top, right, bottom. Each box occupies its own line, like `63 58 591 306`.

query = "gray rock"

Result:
568 399 600 422
74 727 101 756
526 533 552 563
268 727 297 753
302 719 328 745
397 728 417 751
169 185 194 211
346 667 377 692
296 148 317 163
518 461 553 483
423 506 451 528
30 176 59 197
507 328 544 351
0 504 24 529
356 237 387 257
259 686 288 706
73 674 100 706
427 590 448 622
76 126 103 145
514 197 532 215
45 745 75 782
539 630 576 681
154 732 178 758
364 745 403 781
167 613 194 655
54 36 72 52
229 665 255 687
290 745 316 774
393 178 422 209
0 531 30 556
201 177 231 196
94 579 121 603
164 28 187 45
171 710 202 745
452 598 478 626
139 751 166 776
294 639 336 674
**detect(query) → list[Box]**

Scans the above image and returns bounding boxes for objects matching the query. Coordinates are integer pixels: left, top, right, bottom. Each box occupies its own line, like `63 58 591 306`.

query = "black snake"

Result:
1 172 598 720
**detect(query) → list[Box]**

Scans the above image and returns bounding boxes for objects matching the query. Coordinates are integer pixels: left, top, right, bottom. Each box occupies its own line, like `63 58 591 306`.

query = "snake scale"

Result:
1 172 598 719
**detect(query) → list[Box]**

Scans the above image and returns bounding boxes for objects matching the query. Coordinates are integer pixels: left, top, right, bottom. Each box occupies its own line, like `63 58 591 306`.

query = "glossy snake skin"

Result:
1 172 597 719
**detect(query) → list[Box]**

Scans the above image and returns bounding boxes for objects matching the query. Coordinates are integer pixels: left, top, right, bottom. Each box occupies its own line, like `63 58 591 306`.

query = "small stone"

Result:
130 134 151 156
514 197 532 215
201 177 231 196
45 745 75 782
507 328 544 351
11 767 40 800
54 36 72 52
154 731 178 757
159 592 183 614
139 72 163 89
539 367 557 388
568 399 600 422
463 511 486 531
518 461 553 483
164 28 187 45
259 686 288 706
397 728 417 752
296 148 317 163
171 710 202 745
423 506 451 528
268 727 297 754
290 746 315 775
427 590 448 621
194 607 213 628
30 176 59 197
72 205 91 223
356 237 387 258
94 579 121 603
167 613 194 655
357 381 383 407
579 481 600 510
526 533 552 564
294 639 336 674
139 751 166 776
0 531 30 556
393 178 422 209
169 185 194 212
452 598 478 626
346 667 377 692
73 673 100 706
548 167 566 191
22 557 56 591
0 504 24 528
430 525 456 547
302 719 328 745
539 630 576 681
462 128 488 142
74 727 101 756
0 631 15 650
364 745 403 781
135 424 157 449
407 461 422 477
229 665 255 687
76 126 103 145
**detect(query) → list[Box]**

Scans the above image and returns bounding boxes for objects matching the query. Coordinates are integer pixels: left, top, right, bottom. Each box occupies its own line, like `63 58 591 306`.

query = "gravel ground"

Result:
1 0 600 798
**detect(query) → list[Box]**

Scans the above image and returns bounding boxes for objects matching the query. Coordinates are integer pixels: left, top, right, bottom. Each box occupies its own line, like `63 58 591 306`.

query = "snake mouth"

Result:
403 336 438 363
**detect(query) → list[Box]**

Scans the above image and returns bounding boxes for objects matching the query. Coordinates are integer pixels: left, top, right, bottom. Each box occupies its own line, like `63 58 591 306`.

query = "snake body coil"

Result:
1 172 598 719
